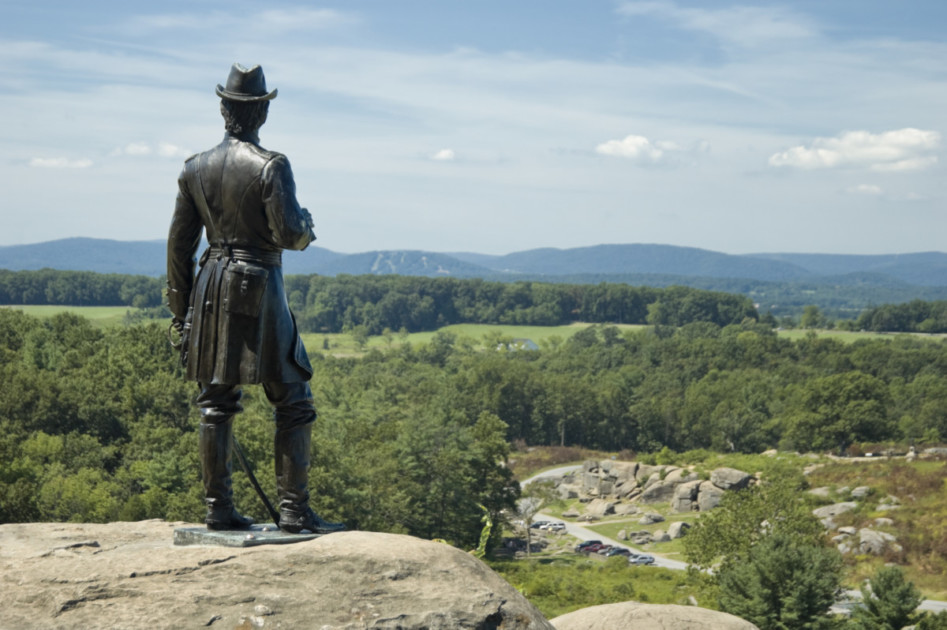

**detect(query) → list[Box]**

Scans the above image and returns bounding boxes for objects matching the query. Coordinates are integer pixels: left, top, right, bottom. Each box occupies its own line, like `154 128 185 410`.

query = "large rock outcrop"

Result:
551 602 760 630
0 520 554 629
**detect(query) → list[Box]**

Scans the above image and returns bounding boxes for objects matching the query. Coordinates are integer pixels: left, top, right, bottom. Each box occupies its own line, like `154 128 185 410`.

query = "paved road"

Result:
521 464 947 613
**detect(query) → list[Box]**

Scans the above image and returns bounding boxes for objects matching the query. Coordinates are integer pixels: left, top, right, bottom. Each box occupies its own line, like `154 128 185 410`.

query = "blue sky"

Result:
2 1 945 255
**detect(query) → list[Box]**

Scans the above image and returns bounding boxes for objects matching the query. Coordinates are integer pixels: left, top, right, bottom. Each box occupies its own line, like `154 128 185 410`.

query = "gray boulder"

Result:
652 530 671 543
812 502 857 519
710 467 753 490
668 521 691 539
635 464 664 483
614 503 640 516
665 468 699 484
858 528 902 555
640 479 679 504
585 498 617 518
0 521 554 630
551 602 760 630
639 512 665 525
851 486 872 499
697 481 725 511
672 480 703 512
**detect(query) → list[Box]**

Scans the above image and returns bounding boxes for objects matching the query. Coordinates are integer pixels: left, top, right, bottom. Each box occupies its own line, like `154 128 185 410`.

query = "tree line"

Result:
0 269 757 331
4 308 947 537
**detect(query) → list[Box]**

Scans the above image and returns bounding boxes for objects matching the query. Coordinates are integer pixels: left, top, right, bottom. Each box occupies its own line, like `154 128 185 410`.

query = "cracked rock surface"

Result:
0 520 553 629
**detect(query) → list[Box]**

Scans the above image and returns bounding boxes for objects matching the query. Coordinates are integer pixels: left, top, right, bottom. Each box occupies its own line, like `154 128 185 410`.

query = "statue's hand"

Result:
171 317 185 334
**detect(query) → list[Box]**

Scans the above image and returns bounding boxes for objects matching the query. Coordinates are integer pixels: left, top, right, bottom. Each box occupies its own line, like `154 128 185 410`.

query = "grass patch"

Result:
2 305 141 328
487 555 712 619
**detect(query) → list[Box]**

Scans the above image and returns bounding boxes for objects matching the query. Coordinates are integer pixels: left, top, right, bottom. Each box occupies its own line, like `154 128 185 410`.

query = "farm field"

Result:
5 304 944 348
1 304 134 328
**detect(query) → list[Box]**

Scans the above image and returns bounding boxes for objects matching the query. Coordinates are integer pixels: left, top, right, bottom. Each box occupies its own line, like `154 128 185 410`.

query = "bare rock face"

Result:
697 481 725 512
0 520 554 630
710 468 753 491
551 602 760 630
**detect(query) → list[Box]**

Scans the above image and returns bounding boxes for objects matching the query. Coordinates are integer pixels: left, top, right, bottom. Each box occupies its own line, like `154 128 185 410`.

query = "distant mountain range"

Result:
1 238 945 289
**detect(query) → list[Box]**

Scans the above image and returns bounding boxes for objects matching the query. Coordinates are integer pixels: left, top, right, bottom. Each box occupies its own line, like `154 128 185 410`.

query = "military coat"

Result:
167 132 315 385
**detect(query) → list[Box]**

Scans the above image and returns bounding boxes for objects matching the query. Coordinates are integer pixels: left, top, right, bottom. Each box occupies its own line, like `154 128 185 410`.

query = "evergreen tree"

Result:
848 566 923 630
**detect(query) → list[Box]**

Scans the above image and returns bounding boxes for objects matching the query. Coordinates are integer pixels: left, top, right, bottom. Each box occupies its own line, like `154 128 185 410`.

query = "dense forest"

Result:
3 305 947 545
0 270 758 331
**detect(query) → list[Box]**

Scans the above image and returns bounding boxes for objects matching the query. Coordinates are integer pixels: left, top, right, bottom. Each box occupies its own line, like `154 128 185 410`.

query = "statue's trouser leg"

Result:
264 381 345 534
197 383 254 530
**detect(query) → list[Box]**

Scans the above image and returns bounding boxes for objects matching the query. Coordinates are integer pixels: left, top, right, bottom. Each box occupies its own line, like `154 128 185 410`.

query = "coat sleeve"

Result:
166 161 204 319
261 154 316 251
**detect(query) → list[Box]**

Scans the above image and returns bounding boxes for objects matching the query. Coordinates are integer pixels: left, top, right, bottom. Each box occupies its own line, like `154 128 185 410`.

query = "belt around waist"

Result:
206 246 282 266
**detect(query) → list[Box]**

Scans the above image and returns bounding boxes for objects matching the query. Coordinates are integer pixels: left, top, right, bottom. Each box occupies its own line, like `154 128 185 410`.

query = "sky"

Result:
2 1 945 255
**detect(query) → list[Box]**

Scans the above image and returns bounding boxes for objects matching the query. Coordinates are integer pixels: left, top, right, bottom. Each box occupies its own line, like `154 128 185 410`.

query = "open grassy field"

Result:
8 304 944 348
1 305 134 328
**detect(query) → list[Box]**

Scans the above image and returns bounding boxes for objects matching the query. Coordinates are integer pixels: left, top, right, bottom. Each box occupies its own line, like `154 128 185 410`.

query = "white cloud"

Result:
29 157 93 169
123 142 151 156
158 143 192 159
431 148 455 162
111 142 191 159
769 128 940 171
125 8 350 34
846 184 883 195
595 134 679 164
617 1 817 48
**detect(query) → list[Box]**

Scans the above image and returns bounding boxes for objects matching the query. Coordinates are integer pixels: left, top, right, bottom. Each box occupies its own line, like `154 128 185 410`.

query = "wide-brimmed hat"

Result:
216 63 278 102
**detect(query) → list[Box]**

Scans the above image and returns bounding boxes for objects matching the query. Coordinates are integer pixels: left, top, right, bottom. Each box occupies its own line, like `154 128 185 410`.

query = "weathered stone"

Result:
859 528 901 555
643 472 663 490
762 449 778 457
635 464 663 483
652 530 671 543
838 526 857 536
710 467 753 490
617 529 628 541
611 461 639 483
558 483 581 500
697 481 725 512
875 517 894 528
672 480 703 512
876 503 900 512
585 498 617 518
551 602 761 630
807 486 832 498
614 503 640 516
851 486 872 499
640 479 679 504
668 521 691 539
665 468 699 484
0 521 554 630
812 502 857 519
562 508 581 518
631 532 653 545
639 512 665 525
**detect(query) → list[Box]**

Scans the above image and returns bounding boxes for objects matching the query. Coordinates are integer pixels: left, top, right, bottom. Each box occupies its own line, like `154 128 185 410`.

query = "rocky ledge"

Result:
0 520 759 629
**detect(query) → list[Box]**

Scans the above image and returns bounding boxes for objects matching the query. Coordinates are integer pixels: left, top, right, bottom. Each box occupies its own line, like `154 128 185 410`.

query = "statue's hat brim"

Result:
216 63 278 102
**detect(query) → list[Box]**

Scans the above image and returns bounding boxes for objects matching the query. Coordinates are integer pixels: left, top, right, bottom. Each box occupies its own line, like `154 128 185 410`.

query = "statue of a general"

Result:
167 63 344 535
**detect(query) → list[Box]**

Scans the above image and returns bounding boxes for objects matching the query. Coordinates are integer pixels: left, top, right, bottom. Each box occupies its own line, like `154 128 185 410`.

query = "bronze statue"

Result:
167 63 344 535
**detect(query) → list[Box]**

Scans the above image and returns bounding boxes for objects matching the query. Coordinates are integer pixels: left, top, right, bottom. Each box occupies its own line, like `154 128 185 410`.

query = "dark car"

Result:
605 547 632 557
574 540 602 552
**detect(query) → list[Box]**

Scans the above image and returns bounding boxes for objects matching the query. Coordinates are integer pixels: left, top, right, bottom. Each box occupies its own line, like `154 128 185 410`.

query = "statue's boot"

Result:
200 419 254 530
275 421 345 534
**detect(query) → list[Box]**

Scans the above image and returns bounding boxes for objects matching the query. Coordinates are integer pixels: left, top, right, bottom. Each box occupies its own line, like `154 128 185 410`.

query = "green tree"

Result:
717 534 843 630
683 472 824 574
848 566 923 630
918 611 947 630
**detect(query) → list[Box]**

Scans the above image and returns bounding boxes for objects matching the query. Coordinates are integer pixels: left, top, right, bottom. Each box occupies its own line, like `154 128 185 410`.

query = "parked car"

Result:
581 543 606 554
629 554 655 565
574 540 602 552
530 520 549 529
605 547 632 557
544 522 566 532
595 544 615 554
